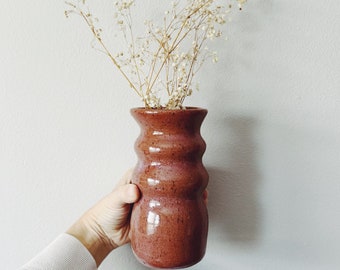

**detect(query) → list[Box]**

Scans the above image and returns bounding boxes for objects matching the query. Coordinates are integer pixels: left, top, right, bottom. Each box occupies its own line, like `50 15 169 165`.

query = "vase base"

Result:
132 248 205 269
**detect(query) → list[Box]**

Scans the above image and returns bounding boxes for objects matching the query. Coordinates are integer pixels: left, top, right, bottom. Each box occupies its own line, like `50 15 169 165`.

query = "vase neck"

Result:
131 108 207 135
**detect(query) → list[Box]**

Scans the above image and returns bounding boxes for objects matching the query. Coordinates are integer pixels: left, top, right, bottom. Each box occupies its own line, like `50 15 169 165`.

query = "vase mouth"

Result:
131 106 207 114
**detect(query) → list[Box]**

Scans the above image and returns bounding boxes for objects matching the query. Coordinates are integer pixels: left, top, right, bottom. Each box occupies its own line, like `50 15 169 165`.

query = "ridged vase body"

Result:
130 107 209 269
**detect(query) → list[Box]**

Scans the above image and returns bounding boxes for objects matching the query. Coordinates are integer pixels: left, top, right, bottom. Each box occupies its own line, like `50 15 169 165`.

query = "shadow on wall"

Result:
207 116 261 245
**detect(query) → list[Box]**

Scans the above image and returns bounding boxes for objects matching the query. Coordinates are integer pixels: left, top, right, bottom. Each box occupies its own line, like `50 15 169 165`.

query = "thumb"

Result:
112 184 140 206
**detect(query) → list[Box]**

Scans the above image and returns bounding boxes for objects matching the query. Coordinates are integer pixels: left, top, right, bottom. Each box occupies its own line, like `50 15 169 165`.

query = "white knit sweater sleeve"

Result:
19 233 97 270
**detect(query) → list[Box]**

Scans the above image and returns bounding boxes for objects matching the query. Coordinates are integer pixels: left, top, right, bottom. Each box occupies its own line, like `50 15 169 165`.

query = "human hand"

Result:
67 170 140 266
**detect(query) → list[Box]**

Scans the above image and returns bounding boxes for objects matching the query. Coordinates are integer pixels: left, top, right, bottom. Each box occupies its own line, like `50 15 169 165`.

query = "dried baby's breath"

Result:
65 0 246 109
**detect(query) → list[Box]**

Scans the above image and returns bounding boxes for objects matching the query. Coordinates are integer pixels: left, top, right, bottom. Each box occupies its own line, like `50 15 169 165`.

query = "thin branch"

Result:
79 10 142 97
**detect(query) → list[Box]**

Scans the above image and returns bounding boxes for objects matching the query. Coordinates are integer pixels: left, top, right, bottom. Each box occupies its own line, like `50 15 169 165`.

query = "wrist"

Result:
67 218 115 267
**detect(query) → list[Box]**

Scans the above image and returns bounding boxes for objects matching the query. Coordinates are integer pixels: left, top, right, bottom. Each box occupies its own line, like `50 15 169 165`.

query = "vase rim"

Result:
131 107 207 114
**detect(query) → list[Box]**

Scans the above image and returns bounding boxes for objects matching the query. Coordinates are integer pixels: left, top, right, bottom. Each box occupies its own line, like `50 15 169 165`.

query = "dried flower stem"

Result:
74 4 142 97
65 0 246 109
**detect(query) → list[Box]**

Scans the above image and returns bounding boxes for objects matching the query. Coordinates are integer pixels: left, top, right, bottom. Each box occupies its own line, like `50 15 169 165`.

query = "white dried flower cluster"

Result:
65 0 246 109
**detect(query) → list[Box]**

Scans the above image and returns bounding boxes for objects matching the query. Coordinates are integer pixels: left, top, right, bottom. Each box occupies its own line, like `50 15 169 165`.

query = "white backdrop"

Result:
1 1 340 269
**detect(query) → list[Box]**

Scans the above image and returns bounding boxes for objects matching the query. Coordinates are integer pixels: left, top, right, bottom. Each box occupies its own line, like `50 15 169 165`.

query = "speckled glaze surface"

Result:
130 107 209 269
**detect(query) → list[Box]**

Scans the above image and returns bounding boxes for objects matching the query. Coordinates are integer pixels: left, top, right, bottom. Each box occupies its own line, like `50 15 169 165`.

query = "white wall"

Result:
1 1 340 269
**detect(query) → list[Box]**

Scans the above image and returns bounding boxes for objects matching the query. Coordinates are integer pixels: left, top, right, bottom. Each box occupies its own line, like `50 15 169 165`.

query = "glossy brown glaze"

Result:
130 107 209 269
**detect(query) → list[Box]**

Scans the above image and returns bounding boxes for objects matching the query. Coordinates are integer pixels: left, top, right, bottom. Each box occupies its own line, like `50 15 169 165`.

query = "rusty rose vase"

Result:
130 107 209 269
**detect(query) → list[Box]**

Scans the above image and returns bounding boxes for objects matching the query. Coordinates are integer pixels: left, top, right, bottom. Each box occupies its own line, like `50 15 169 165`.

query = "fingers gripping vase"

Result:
130 107 209 269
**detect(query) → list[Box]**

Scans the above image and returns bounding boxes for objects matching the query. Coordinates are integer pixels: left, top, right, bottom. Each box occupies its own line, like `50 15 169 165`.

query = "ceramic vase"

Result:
130 107 209 269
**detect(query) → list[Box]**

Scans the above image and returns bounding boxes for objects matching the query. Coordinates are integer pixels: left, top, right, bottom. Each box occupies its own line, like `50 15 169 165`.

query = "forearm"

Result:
19 234 97 270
